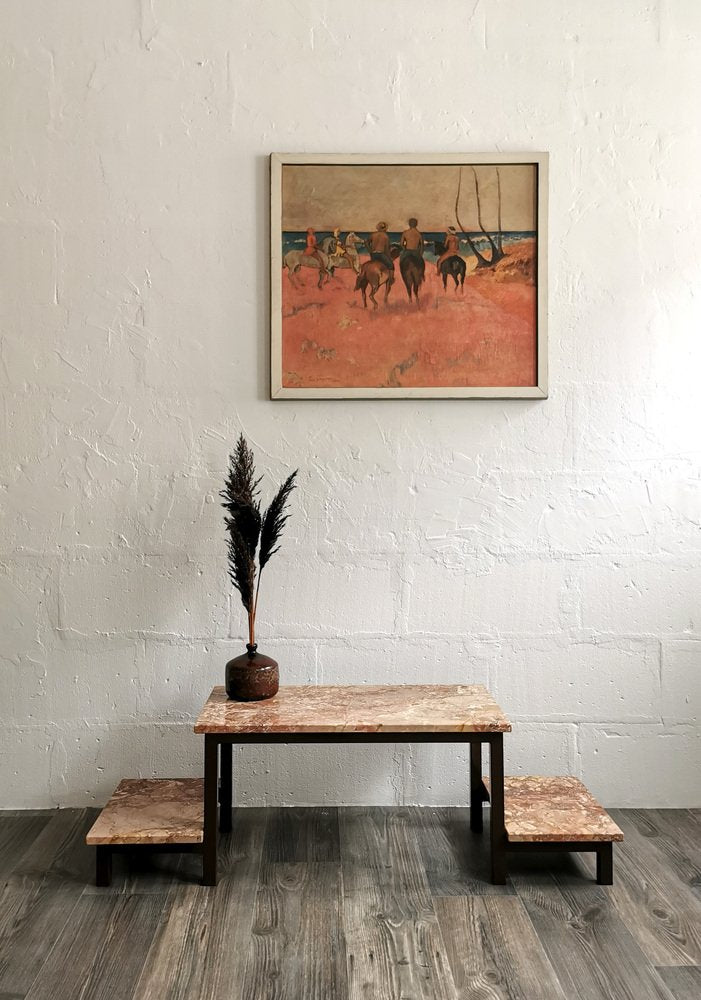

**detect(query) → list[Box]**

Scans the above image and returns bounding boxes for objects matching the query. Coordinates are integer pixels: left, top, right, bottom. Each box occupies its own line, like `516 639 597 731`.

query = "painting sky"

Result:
282 163 537 233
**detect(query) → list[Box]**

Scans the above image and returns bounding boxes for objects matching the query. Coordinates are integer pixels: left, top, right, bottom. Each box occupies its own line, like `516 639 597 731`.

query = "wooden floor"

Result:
0 807 699 999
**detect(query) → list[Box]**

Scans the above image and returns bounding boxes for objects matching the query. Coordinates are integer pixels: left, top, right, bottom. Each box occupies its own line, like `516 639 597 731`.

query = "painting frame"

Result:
270 152 548 399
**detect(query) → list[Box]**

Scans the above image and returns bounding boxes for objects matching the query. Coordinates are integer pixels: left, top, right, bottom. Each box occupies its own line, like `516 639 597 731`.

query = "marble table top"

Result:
86 778 204 845
194 684 511 734
496 776 624 842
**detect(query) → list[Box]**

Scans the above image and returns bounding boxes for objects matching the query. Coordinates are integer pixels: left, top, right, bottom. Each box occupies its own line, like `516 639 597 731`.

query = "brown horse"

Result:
355 246 401 309
399 252 425 304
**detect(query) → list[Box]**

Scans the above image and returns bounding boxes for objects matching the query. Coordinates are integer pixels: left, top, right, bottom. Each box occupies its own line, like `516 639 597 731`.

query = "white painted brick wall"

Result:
491 636 661 723
1 1 700 807
661 641 701 726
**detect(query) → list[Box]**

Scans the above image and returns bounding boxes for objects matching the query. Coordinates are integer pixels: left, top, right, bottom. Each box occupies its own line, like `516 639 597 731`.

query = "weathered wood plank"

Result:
263 806 340 862
412 807 515 896
130 885 212 1000
0 810 94 996
198 808 268 999
648 810 701 851
682 809 701 833
134 807 267 1000
602 813 701 966
648 811 701 890
242 861 347 1000
618 811 701 897
435 895 567 999
656 966 701 999
0 813 51 879
515 876 676 1000
23 894 164 1000
340 807 457 1000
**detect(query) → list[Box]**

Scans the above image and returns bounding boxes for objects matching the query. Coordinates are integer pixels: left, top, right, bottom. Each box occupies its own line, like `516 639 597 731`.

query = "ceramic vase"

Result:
225 644 279 701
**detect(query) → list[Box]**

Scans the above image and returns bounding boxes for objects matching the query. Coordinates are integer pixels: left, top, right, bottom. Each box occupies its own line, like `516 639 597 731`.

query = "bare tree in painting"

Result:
454 166 506 268
471 167 505 265
496 168 504 254
455 169 491 268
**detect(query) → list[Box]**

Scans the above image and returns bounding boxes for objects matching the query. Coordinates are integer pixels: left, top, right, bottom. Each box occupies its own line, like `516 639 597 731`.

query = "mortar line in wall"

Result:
506 715 671 726
394 551 411 637
11 718 697 731
572 722 580 776
487 655 495 699
125 632 368 643
227 591 234 639
397 742 406 807
657 637 666 726
46 630 700 645
571 724 582 779
399 631 683 642
54 556 64 633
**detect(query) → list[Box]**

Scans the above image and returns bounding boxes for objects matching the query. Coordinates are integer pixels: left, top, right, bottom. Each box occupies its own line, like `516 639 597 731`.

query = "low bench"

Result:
85 778 204 886
485 775 623 884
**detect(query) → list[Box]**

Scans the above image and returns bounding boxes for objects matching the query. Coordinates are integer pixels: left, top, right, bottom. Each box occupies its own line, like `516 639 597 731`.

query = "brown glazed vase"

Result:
225 644 279 701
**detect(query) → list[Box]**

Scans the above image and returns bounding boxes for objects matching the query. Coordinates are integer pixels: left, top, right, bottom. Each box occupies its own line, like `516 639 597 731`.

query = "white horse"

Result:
283 232 363 285
282 248 331 287
333 232 363 274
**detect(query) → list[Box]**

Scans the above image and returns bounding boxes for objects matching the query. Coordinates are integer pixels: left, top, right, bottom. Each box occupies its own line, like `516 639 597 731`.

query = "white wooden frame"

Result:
270 152 548 399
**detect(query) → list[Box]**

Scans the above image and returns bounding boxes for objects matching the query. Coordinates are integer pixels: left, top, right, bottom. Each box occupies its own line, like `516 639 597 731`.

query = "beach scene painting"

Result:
271 153 547 399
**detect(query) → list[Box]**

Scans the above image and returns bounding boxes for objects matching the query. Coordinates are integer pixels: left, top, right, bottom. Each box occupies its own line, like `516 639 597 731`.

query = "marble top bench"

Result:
86 778 204 846
497 776 623 843
483 775 623 884
194 683 512 734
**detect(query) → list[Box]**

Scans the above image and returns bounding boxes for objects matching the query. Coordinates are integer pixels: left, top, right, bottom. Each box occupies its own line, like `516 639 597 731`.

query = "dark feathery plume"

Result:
259 471 298 571
226 504 261 560
221 435 297 648
221 433 261 560
226 523 256 612
222 434 262 508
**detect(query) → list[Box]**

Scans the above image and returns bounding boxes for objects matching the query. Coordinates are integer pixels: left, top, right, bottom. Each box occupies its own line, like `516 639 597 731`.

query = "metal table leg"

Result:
219 741 232 833
489 733 507 884
96 845 112 887
470 739 483 833
596 842 613 885
203 734 219 885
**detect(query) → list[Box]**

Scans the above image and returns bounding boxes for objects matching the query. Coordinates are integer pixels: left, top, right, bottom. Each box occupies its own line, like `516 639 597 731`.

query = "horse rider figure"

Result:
303 227 329 278
342 232 362 274
320 227 347 260
368 222 395 272
331 227 345 258
400 218 424 262
436 225 461 275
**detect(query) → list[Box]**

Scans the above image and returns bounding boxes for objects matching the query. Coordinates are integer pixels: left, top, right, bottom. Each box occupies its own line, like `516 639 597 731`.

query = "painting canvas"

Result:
271 153 547 399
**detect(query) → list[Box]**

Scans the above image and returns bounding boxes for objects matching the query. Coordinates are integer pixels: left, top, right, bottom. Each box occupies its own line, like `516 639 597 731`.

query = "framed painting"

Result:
270 152 548 399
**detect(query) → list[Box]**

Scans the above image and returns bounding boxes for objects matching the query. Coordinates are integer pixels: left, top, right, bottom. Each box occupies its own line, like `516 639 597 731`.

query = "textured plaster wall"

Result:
2 1 700 808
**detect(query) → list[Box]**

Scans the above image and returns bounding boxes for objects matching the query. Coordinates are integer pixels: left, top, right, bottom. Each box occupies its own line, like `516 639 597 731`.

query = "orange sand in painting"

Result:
281 240 537 389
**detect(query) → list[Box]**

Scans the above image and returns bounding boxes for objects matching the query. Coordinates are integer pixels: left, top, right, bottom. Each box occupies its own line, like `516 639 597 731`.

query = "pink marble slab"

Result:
490 776 624 842
86 778 204 845
194 684 511 734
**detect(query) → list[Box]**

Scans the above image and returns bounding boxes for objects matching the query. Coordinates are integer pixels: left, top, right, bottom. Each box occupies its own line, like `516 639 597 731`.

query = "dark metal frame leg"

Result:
489 734 507 884
219 741 232 833
203 734 219 886
96 846 112 887
596 842 613 885
470 740 483 832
